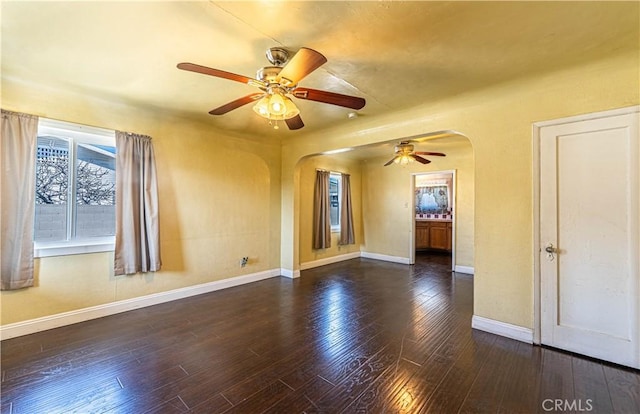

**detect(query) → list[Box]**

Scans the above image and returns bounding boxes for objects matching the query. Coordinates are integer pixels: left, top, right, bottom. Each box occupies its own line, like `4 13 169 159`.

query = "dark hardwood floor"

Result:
1 253 639 413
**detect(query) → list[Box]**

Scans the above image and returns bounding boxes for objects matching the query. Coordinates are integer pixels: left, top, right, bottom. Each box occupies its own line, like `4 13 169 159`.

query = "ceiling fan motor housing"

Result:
395 142 414 154
256 66 282 83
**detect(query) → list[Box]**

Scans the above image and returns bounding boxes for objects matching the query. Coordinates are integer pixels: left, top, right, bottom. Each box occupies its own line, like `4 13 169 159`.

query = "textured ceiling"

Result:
2 1 638 145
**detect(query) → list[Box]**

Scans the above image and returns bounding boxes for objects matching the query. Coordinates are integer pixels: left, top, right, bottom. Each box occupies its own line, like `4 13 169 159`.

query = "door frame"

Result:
410 169 457 271
532 105 640 345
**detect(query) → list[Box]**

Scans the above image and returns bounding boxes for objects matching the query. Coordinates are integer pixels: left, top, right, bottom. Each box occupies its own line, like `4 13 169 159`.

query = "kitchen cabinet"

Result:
415 220 452 251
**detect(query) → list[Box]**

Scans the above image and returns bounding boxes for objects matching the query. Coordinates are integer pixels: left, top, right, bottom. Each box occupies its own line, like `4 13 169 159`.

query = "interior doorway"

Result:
410 170 456 271
534 106 639 368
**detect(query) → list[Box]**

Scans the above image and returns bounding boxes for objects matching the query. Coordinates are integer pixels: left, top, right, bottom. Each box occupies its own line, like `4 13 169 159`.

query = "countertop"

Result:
416 218 452 222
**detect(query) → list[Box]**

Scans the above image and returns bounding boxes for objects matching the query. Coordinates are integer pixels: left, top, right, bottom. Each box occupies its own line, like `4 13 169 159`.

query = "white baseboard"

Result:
300 252 361 270
280 268 300 279
360 251 411 265
471 315 533 344
1 268 281 340
454 265 474 275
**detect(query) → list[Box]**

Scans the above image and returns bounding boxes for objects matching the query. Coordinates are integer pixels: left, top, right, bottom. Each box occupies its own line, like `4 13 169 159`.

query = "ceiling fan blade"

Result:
209 93 264 115
413 155 432 164
285 114 304 130
384 156 399 166
292 87 366 110
415 151 446 157
277 47 327 85
177 62 257 85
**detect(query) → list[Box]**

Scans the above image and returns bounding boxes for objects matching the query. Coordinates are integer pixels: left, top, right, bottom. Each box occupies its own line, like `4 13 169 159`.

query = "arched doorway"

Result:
293 131 474 274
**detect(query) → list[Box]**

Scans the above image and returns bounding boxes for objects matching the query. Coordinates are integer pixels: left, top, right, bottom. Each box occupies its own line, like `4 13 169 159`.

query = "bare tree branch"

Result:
36 156 115 205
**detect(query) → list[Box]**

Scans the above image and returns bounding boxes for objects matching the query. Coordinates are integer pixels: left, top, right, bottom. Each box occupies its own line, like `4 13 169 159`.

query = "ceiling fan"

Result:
177 47 366 130
384 141 446 166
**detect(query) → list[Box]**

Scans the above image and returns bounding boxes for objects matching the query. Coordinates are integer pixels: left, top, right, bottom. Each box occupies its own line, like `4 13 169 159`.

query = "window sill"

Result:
34 238 115 258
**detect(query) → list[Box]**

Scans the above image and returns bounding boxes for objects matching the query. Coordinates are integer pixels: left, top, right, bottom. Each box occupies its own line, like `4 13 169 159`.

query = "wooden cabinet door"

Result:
415 222 429 249
429 224 449 250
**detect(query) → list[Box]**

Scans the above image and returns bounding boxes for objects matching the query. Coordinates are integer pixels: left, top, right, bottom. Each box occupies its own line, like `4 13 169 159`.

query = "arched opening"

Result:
292 130 474 274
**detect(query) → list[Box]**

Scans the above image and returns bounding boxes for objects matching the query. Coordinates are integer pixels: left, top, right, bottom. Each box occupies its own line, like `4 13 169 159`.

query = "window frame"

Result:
329 172 342 233
34 118 116 258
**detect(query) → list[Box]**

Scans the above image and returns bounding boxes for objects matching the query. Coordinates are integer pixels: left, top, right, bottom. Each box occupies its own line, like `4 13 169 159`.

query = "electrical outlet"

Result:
241 257 249 267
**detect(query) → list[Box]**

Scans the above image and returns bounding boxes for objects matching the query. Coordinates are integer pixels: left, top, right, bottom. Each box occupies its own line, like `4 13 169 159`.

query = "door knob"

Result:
545 243 557 261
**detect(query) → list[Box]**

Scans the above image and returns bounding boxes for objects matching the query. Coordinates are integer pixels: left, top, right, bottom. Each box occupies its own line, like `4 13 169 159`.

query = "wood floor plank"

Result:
604 364 640 413
539 347 575 405
572 357 614 413
341 356 419 413
497 341 543 413
182 393 232 414
143 395 190 414
302 343 399 413
220 379 293 414
219 321 381 405
262 374 335 413
5 375 123 414
419 330 498 413
356 358 425 412
457 334 521 413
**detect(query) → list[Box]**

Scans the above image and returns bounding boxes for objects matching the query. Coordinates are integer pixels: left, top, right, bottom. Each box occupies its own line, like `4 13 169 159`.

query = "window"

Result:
329 172 341 231
415 184 449 214
34 119 116 257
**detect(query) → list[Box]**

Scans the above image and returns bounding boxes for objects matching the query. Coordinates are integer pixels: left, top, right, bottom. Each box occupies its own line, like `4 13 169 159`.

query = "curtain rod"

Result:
315 168 348 175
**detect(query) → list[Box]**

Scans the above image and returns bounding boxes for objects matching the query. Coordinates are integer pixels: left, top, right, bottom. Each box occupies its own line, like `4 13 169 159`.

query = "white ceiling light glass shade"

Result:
253 96 271 118
253 92 300 120
394 154 414 165
268 93 286 115
281 97 300 119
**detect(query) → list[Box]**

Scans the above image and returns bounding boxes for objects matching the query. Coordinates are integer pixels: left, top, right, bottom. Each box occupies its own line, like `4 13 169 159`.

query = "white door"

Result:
539 107 639 369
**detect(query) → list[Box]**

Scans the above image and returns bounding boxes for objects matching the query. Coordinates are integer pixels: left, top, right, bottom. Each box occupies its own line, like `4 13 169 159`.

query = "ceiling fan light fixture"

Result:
253 92 300 120
395 154 414 165
384 140 446 166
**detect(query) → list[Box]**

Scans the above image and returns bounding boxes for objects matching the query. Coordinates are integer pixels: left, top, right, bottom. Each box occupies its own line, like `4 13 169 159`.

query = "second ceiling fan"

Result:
177 47 365 130
384 141 446 166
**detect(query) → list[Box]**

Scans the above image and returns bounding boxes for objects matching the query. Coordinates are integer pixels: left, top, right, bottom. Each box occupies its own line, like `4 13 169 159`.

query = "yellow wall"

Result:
297 155 362 265
361 137 474 266
1 79 282 324
281 50 640 329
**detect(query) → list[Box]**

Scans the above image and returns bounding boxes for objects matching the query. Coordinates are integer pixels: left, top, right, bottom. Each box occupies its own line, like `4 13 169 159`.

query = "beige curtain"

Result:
313 170 331 249
114 131 161 275
339 173 355 245
1 110 38 290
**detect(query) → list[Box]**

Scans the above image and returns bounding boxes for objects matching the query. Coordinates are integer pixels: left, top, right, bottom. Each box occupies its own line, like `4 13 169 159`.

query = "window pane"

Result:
34 136 69 241
75 144 116 238
329 175 339 227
